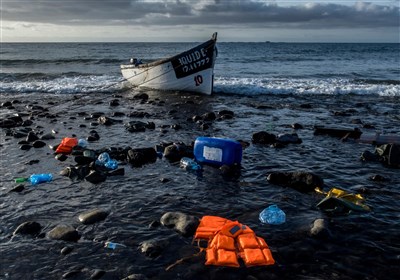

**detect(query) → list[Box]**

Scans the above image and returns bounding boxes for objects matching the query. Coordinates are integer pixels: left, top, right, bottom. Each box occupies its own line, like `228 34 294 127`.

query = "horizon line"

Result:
2 41 399 44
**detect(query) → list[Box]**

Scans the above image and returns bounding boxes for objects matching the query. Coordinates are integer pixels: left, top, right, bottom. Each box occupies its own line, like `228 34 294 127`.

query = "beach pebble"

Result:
13 221 42 236
360 151 381 162
40 133 56 140
87 131 100 141
78 209 108 225
267 171 324 193
127 148 158 167
369 174 387 181
61 246 73 255
9 184 25 193
13 131 28 138
252 131 277 144
109 99 120 106
90 269 106 279
362 123 375 129
218 109 234 117
125 121 147 132
121 274 148 280
149 220 161 228
139 239 168 258
60 166 90 181
276 133 302 144
11 115 24 122
6 117 24 128
219 164 241 178
47 225 80 242
55 154 68 161
300 103 312 109
90 112 104 118
32 140 46 148
98 116 115 125
160 177 170 183
170 124 181 130
291 123 303 129
107 168 125 176
87 134 98 141
20 144 32 150
201 112 216 121
74 155 93 165
310 218 332 239
218 113 234 120
85 170 107 184
112 111 125 117
238 140 250 149
133 93 149 100
127 111 150 118
26 131 39 142
22 119 33 126
0 119 18 128
191 115 201 122
160 211 199 237
62 269 81 279
26 159 40 165
18 140 30 145
1 101 12 107
200 123 210 130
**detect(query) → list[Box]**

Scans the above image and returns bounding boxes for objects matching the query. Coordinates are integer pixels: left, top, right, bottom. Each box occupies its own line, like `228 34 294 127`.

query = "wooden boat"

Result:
121 33 218 95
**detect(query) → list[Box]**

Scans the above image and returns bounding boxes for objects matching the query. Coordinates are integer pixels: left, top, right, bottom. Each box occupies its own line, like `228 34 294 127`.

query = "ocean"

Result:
1 42 399 96
0 42 399 280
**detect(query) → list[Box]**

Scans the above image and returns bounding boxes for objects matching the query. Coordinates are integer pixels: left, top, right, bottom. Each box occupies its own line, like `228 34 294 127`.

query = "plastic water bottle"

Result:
15 177 29 183
96 152 118 170
14 174 52 185
259 205 286 225
180 157 202 171
96 152 111 164
104 159 118 170
104 241 127 249
29 173 53 185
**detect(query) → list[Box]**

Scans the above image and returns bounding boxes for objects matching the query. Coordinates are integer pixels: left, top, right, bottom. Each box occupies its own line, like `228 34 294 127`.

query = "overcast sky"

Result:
1 0 399 42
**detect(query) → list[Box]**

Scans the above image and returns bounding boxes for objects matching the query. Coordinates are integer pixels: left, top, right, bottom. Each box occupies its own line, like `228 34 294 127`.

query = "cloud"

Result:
1 0 399 29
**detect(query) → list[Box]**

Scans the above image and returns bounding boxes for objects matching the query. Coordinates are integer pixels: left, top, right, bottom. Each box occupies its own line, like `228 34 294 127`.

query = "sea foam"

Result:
214 77 400 96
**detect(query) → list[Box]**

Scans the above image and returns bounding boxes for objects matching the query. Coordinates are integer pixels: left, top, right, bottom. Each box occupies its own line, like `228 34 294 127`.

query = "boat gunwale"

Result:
121 33 217 70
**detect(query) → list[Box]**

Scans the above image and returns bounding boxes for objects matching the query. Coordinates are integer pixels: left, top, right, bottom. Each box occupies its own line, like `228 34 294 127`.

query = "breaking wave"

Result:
214 77 400 97
0 74 127 95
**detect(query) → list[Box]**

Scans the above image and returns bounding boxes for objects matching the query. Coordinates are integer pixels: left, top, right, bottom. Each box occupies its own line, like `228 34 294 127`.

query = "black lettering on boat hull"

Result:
172 39 215 79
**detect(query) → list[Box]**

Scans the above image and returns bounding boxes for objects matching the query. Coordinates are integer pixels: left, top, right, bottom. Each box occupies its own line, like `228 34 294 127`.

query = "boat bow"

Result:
121 33 218 95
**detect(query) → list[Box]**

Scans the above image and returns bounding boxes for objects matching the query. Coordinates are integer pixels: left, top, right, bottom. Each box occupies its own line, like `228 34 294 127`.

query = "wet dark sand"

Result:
1 90 399 279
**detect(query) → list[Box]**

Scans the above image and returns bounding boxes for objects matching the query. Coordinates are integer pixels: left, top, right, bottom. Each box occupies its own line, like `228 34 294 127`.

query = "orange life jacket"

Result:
194 215 231 240
195 216 275 267
55 137 78 154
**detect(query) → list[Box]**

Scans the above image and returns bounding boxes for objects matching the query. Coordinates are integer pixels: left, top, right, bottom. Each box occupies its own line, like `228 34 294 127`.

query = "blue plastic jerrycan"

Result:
194 137 242 167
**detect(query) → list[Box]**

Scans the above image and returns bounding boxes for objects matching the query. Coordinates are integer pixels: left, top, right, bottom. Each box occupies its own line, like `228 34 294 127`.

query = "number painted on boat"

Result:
194 75 203 86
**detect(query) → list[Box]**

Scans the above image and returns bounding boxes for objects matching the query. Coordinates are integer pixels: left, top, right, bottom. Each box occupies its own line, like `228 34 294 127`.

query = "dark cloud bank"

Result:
2 0 399 29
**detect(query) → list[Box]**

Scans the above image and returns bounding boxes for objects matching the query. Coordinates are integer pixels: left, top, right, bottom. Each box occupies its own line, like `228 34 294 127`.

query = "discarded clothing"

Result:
316 188 370 212
375 144 400 168
194 216 275 267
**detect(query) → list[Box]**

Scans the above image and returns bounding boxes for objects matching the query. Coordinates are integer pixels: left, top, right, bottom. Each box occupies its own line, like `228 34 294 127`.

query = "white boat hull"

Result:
121 63 214 95
121 33 217 95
